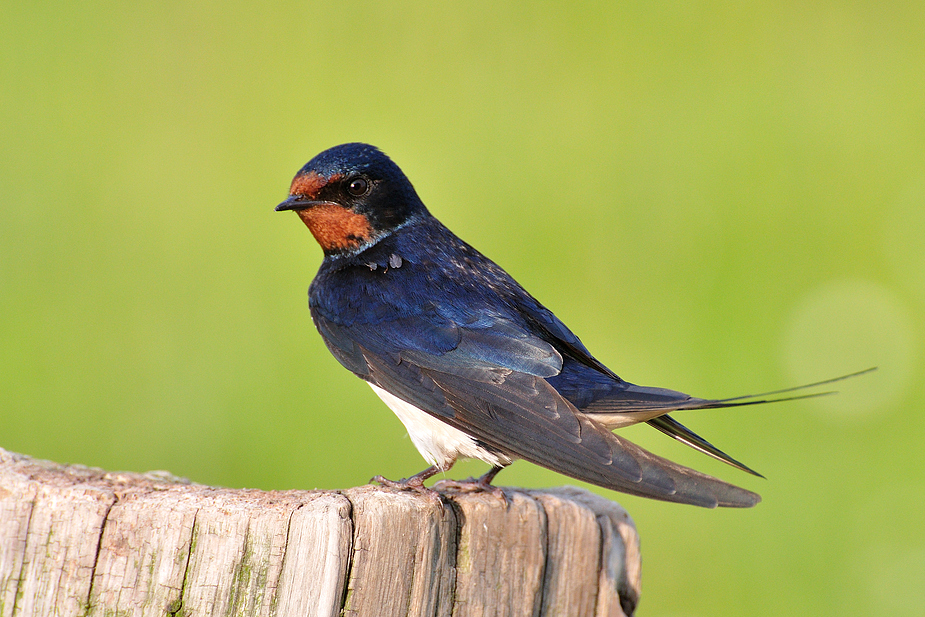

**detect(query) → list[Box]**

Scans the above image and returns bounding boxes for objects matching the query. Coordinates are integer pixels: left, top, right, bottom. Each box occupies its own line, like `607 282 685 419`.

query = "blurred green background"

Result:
2 2 923 615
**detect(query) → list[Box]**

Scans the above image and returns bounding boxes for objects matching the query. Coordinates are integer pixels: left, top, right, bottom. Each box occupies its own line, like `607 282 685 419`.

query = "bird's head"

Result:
275 143 428 256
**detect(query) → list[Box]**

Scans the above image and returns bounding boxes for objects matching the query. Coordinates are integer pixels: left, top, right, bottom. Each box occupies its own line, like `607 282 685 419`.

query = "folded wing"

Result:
313 304 760 508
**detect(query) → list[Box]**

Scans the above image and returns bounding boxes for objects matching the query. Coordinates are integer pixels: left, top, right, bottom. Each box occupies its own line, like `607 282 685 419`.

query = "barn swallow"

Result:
276 143 868 508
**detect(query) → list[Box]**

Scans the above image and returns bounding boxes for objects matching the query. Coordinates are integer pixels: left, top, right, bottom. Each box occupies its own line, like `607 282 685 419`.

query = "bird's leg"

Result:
434 465 509 505
476 465 503 487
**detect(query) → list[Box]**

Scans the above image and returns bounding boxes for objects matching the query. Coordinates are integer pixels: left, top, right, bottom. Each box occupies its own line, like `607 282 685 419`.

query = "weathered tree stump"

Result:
0 448 641 617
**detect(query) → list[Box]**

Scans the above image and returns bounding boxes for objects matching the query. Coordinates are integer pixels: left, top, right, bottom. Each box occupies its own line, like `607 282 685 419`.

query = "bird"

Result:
276 143 866 508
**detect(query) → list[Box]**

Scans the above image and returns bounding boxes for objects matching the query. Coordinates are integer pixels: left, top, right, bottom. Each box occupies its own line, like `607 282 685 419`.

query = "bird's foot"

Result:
433 474 510 507
370 468 445 510
370 474 432 491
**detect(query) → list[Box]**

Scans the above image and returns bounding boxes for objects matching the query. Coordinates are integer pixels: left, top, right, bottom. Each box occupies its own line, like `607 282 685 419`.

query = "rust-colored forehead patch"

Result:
289 172 343 198
296 202 374 252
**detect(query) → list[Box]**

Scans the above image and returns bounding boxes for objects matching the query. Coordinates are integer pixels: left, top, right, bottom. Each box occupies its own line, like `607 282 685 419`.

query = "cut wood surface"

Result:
0 448 641 617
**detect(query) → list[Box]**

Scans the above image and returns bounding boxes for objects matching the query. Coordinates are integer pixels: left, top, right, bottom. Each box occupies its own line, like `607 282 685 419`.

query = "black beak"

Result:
275 195 320 212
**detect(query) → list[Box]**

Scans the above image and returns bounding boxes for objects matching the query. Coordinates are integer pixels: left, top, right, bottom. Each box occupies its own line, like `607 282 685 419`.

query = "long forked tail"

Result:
647 367 877 476
691 367 877 409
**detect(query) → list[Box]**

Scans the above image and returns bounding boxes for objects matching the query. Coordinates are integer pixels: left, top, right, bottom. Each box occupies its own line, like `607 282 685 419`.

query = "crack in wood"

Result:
168 508 199 616
82 494 117 615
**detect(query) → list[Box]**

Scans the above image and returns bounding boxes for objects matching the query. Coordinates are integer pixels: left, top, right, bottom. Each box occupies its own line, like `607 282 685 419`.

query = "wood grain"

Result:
0 448 640 617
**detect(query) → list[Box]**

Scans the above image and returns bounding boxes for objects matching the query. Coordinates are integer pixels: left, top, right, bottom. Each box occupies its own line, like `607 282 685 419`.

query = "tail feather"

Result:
647 415 764 477
698 366 877 408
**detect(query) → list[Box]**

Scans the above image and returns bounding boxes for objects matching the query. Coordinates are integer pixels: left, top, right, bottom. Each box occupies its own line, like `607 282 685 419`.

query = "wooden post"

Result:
0 448 641 617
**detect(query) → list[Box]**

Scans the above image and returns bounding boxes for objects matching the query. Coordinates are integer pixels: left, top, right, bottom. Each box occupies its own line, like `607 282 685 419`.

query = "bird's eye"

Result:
347 177 369 196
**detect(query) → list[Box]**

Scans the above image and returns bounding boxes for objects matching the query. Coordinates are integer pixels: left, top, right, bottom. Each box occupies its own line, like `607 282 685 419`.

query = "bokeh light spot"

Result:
782 279 917 419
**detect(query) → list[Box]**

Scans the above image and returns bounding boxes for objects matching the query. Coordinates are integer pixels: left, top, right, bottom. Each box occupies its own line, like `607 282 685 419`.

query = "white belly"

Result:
368 383 511 470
